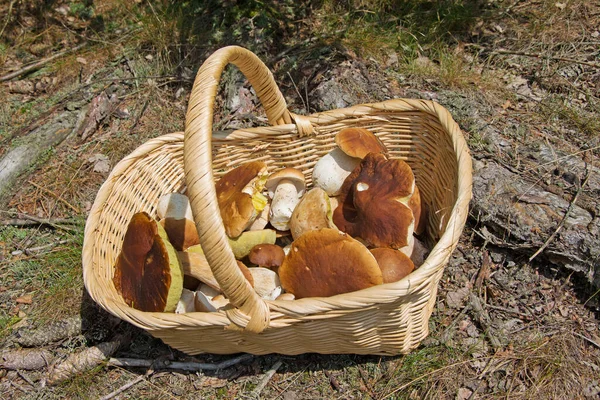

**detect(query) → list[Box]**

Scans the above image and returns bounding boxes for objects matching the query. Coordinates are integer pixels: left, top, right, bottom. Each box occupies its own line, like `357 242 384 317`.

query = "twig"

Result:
0 0 17 38
100 367 154 400
466 43 600 69
485 304 532 320
0 42 88 82
17 370 36 387
130 94 150 131
287 72 307 113
324 370 343 392
27 180 80 213
0 217 80 227
24 240 71 255
0 213 77 233
529 167 591 262
469 293 503 349
108 354 253 372
573 332 600 350
252 359 283 398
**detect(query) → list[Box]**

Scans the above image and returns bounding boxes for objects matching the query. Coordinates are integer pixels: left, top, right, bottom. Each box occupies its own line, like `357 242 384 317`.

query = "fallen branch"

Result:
252 359 283 398
529 167 591 262
0 42 88 82
108 353 253 372
0 217 81 228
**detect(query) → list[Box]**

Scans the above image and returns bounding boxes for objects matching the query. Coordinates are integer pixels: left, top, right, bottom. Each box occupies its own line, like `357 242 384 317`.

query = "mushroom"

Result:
159 217 200 251
216 161 269 238
410 237 430 267
278 228 383 299
113 212 183 312
194 284 222 312
370 248 415 283
332 152 417 249
178 250 255 290
248 244 285 270
249 267 282 300
275 293 295 301
247 203 270 231
265 168 306 231
312 128 388 196
289 187 337 240
409 185 424 236
186 229 277 260
175 288 197 314
156 192 193 221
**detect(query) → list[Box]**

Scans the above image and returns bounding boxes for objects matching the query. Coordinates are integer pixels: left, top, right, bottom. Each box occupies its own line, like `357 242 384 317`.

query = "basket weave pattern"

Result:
83 46 472 355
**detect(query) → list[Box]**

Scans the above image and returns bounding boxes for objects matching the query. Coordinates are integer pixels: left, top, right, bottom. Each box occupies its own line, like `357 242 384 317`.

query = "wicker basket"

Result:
82 46 472 356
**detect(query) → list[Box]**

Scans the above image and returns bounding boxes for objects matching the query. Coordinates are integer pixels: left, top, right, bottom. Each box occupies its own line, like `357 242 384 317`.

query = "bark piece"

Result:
471 160 599 287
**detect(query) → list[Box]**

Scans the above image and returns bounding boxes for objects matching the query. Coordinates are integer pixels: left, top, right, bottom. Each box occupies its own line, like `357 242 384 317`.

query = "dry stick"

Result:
0 42 88 82
108 354 253 371
573 332 600 350
27 180 80 213
0 218 80 227
0 213 77 233
100 367 154 400
0 0 17 38
466 44 600 69
529 167 591 262
252 359 283 398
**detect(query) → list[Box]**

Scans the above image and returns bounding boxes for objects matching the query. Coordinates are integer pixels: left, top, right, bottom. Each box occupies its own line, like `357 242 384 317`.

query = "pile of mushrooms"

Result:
112 127 430 313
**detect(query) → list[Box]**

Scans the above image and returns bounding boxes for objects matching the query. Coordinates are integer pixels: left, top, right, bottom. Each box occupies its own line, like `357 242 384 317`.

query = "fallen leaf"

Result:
457 387 473 400
501 100 512 110
76 57 87 65
555 2 566 10
446 287 470 309
16 295 32 305
88 154 111 173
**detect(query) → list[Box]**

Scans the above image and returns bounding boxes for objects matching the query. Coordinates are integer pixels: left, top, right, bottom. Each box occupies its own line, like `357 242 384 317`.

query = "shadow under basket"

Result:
82 46 472 356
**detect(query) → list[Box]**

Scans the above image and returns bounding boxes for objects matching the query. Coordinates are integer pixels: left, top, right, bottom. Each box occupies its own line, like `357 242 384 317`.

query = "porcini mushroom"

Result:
216 161 269 238
333 152 416 249
113 212 183 312
248 244 285 270
370 248 415 283
186 229 277 260
156 192 194 221
278 228 383 299
159 217 200 251
249 267 282 300
312 128 387 196
178 250 255 290
289 187 337 240
265 168 306 231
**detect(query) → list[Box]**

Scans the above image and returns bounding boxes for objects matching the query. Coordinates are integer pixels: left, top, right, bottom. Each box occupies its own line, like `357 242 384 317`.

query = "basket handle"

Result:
184 46 299 333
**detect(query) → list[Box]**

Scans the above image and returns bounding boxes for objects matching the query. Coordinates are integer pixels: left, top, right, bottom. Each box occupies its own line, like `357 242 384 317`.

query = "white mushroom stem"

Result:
156 193 194 221
269 179 304 231
312 148 360 196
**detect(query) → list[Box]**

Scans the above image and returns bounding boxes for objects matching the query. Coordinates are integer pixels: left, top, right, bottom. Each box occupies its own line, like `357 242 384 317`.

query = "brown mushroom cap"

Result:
370 248 415 283
248 244 285 269
216 161 268 238
333 152 416 248
113 212 183 312
159 217 200 251
335 127 388 159
409 185 424 235
278 228 383 299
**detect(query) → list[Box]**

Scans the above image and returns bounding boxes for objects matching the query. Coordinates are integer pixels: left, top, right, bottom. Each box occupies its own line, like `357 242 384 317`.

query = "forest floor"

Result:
0 1 599 399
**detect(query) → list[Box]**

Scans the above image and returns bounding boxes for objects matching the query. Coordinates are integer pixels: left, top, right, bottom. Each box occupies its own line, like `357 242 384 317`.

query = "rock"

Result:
471 160 600 288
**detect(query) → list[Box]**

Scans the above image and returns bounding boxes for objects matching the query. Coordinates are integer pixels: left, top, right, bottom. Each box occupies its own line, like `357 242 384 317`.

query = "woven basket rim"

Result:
82 97 472 331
